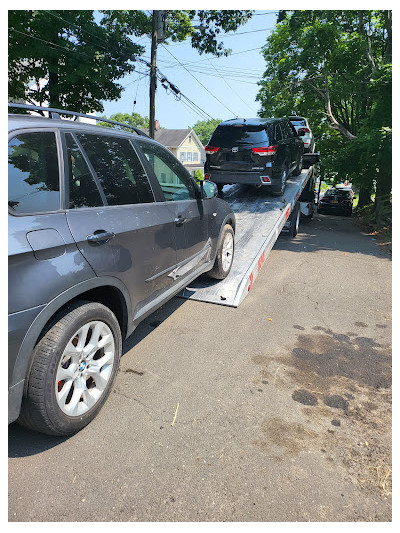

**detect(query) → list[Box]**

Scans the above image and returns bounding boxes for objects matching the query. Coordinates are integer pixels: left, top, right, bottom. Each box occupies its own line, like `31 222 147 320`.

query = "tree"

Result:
8 10 143 112
9 10 253 113
99 112 149 130
191 118 222 146
101 10 253 57
256 10 392 210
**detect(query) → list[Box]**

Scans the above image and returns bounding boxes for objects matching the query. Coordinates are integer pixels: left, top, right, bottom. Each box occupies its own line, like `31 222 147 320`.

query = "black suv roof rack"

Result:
8 103 149 138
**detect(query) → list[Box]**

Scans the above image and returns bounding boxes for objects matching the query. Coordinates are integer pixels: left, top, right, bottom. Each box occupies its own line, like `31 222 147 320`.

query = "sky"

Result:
100 10 280 129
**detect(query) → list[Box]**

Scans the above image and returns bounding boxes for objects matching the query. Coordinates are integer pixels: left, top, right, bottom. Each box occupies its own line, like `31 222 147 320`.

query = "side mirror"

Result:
202 181 218 199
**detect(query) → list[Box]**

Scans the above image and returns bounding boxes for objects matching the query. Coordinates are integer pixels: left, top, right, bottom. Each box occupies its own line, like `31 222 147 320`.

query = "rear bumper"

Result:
207 169 280 187
318 203 352 213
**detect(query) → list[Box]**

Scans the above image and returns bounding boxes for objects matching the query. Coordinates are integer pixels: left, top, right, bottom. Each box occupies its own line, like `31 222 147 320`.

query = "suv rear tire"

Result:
208 224 234 280
271 165 288 197
18 301 122 436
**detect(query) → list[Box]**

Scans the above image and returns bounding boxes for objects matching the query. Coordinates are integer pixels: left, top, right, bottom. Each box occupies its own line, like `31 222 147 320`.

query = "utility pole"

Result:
149 10 159 139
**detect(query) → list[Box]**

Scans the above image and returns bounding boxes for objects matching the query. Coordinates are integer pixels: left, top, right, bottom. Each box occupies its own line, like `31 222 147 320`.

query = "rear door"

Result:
135 139 210 280
281 121 298 169
63 131 179 318
207 126 269 172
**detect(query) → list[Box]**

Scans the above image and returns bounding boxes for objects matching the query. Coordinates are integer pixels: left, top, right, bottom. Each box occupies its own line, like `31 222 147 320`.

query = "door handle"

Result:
87 230 115 245
174 216 185 226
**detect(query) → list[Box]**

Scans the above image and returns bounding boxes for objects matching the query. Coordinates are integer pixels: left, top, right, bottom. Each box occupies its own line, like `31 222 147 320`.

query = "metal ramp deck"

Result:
178 167 313 307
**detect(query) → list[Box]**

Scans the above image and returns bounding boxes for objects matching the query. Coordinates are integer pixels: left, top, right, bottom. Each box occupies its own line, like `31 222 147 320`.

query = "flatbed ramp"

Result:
179 167 313 307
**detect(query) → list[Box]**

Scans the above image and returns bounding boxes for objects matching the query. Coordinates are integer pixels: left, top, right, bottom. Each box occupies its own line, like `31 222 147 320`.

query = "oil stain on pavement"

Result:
252 323 392 499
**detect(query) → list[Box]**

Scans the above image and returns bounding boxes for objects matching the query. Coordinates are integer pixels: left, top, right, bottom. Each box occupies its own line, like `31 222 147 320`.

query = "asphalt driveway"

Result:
8 213 392 522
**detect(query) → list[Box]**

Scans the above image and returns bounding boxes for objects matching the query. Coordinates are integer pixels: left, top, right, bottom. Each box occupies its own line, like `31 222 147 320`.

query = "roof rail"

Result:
8 103 149 138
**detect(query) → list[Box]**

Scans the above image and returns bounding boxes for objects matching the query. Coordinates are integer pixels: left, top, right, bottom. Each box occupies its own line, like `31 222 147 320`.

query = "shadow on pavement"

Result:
277 213 391 260
8 296 189 457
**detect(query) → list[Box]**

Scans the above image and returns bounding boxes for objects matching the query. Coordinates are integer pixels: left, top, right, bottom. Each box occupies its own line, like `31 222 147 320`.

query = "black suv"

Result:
8 104 235 436
204 118 304 195
318 188 353 216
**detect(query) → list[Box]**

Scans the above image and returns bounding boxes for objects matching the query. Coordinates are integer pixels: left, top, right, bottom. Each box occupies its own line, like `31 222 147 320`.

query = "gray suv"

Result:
8 105 235 436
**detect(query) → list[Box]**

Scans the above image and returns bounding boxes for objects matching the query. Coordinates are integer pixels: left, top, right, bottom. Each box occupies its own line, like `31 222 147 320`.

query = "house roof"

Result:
142 128 192 147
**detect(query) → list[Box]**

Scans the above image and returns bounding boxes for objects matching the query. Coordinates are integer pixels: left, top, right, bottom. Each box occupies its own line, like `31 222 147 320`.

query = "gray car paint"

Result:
8 114 235 424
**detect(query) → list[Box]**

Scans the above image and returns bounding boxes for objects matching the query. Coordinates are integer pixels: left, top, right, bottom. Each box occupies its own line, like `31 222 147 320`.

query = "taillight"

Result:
252 146 278 156
204 145 219 154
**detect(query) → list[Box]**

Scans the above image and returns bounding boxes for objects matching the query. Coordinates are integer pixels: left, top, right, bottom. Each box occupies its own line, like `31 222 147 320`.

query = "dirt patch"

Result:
253 326 392 498
257 417 319 457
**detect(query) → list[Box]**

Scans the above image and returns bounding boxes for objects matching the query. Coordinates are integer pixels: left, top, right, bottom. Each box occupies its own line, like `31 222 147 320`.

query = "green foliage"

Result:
102 10 253 57
191 118 222 145
99 112 149 131
9 10 253 114
8 10 143 112
195 169 204 181
256 10 392 205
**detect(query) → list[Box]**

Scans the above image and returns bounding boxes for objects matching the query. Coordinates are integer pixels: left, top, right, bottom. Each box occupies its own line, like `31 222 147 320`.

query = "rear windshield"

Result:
325 189 350 198
209 125 269 147
290 119 307 127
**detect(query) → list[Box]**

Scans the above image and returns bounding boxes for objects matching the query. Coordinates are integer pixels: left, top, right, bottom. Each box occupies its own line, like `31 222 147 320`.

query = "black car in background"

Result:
204 118 304 196
318 188 353 216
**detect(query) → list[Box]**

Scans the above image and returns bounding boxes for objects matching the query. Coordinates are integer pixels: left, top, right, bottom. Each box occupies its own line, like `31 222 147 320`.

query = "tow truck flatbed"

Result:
179 165 316 307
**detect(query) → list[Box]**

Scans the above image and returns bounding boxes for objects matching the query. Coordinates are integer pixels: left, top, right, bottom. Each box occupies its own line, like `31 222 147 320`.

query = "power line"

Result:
161 43 238 117
206 59 257 114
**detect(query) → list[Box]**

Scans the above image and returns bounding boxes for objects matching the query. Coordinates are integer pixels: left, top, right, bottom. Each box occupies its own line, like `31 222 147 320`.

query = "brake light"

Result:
204 145 219 154
252 146 278 156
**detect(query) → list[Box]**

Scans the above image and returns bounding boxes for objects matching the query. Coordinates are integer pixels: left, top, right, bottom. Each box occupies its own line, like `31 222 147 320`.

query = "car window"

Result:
8 131 60 214
290 119 307 127
76 133 154 206
66 134 104 209
274 123 283 142
137 141 196 201
209 126 269 147
281 121 296 138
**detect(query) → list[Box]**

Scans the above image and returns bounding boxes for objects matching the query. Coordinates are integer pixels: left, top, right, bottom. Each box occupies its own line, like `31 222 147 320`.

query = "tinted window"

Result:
77 134 154 206
274 123 283 142
290 119 307 127
209 125 269 147
66 134 103 209
138 141 196 201
8 132 60 214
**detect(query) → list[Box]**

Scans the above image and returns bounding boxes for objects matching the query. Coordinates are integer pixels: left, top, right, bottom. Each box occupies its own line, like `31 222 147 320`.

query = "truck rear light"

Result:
204 145 219 154
252 146 278 156
261 176 271 183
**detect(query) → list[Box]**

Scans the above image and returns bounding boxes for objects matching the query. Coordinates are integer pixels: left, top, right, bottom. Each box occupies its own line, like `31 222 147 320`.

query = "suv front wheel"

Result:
18 301 122 436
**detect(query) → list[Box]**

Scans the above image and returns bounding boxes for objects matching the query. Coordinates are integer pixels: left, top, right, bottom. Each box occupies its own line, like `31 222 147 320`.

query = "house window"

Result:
187 152 192 162
193 152 198 162
180 152 186 162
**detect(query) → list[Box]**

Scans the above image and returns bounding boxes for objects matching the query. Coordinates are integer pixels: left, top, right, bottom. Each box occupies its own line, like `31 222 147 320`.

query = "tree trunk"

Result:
357 187 372 208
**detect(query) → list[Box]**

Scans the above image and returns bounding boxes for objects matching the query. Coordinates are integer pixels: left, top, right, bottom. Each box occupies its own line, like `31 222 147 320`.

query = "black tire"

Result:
271 164 288 197
208 224 235 280
18 300 122 436
288 203 301 238
292 151 303 176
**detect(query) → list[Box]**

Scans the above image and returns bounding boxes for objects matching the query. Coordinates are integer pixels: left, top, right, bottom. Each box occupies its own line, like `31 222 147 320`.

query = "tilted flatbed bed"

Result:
179 161 318 307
